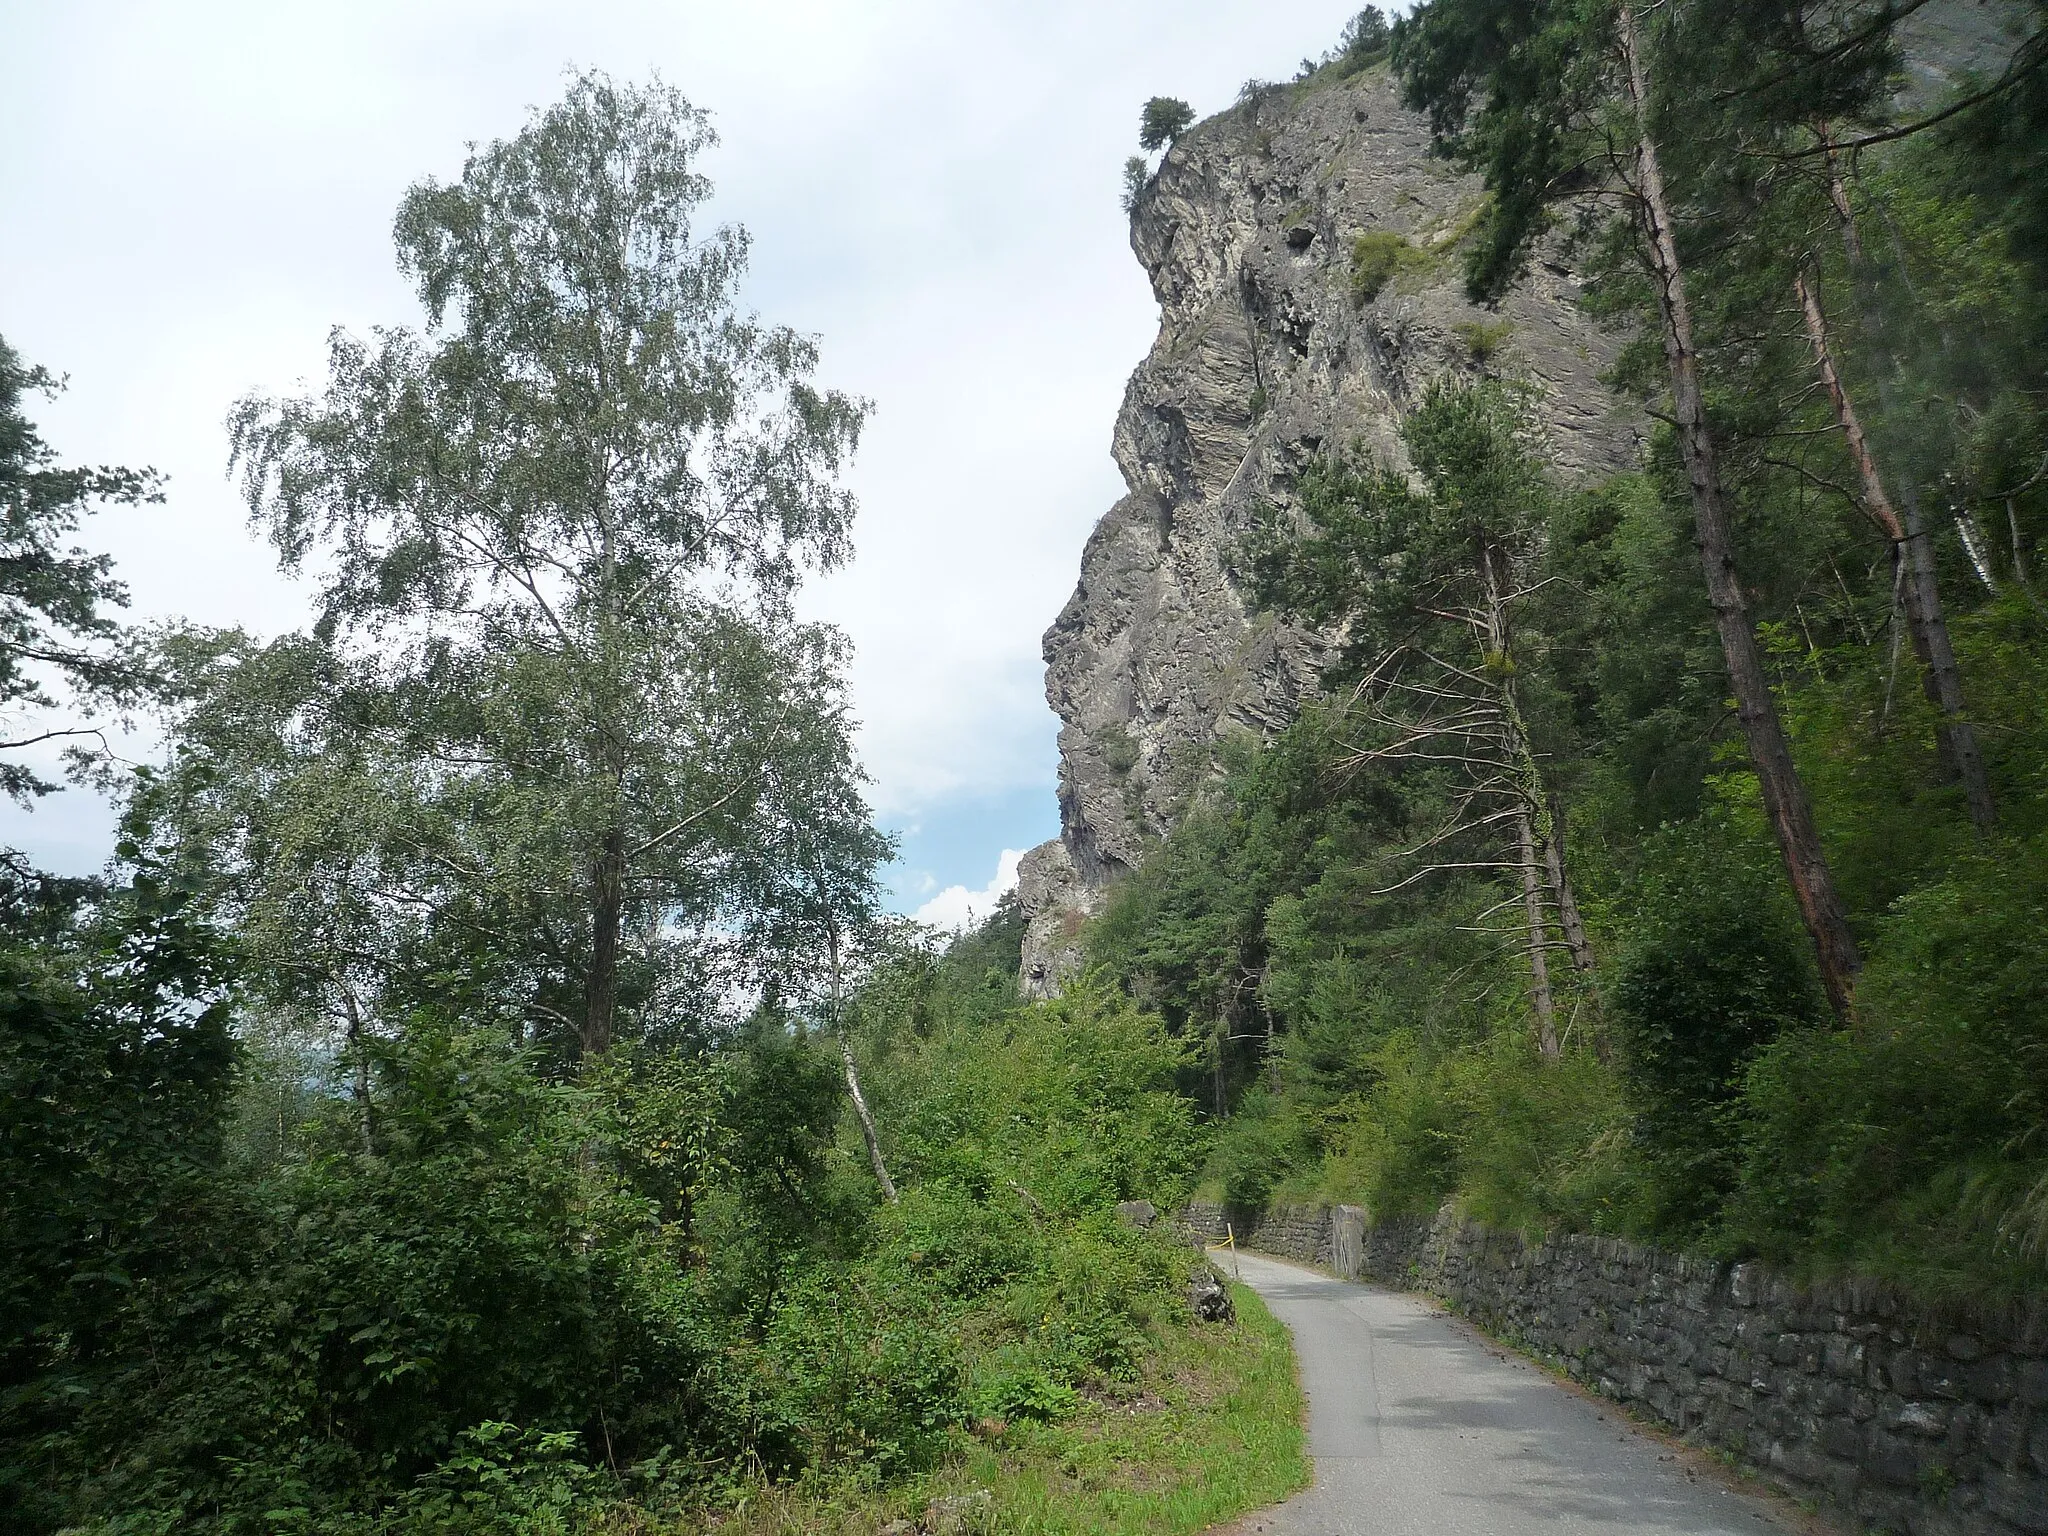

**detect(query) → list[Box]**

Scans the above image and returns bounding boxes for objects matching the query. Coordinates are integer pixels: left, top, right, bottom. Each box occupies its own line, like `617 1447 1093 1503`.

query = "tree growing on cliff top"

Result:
1139 96 1195 151
218 71 884 1062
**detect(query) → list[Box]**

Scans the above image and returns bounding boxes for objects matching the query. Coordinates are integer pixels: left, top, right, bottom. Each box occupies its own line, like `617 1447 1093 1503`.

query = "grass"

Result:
1351 231 1425 304
1452 318 1514 364
618 1281 1308 1536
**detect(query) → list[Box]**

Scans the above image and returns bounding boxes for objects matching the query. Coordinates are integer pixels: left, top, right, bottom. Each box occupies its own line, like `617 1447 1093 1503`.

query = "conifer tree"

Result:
1394 0 1864 1017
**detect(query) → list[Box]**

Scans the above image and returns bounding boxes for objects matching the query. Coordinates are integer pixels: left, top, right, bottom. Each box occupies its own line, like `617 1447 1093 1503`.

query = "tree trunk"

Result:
581 825 626 1059
1481 538 1571 1055
1516 803 1560 1059
1541 793 1597 979
341 985 374 1156
1213 1021 1227 1120
1618 3 1862 1020
1798 201 1996 833
827 915 897 1203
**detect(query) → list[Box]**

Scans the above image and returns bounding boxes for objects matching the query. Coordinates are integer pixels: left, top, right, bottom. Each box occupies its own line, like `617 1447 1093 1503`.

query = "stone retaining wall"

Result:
1192 1200 2048 1536
1182 1200 1333 1265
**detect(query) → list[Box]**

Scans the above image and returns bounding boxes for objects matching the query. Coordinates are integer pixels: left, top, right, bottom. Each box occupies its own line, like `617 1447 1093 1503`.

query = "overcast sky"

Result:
1 0 1366 924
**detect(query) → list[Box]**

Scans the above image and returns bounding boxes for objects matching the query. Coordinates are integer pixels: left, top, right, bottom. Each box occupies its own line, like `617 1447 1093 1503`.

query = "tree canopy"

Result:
1139 96 1196 151
0 338 158 807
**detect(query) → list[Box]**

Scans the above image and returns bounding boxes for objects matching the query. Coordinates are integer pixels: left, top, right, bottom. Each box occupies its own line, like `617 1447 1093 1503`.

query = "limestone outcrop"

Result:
1018 62 1642 990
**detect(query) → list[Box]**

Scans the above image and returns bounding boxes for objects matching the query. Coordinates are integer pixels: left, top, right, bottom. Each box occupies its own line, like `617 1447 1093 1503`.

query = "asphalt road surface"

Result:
1218 1248 1795 1535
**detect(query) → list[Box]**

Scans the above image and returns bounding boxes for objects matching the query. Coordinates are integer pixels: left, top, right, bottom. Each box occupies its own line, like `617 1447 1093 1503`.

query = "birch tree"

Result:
212 72 879 1061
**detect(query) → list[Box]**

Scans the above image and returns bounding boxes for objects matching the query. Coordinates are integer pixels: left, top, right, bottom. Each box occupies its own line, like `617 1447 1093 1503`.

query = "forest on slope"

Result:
1089 0 2048 1308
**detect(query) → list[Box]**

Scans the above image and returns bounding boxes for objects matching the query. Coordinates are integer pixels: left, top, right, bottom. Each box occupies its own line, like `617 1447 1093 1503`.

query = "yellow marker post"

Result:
1224 1222 1241 1280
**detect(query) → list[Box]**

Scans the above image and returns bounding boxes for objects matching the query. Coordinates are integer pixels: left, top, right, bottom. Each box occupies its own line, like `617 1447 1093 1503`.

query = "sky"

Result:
0 0 1367 925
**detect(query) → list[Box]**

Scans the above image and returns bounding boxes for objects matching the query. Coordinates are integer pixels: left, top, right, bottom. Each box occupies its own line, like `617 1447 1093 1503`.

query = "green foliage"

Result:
0 864 237 1533
1206 1090 1314 1209
1451 316 1512 363
1335 8 1392 75
1348 230 1420 303
393 1421 607 1536
1294 8 1393 84
1392 0 1621 297
0 336 160 803
2 914 1224 1533
1727 832 2048 1296
1097 723 1140 778
1609 821 1824 1239
1138 98 1194 153
878 972 1206 1215
1120 155 1149 215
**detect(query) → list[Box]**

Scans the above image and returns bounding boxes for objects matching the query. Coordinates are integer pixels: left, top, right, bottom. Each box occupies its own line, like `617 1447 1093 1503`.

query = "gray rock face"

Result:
1189 1264 1235 1324
1015 837 1096 1000
1019 63 1644 989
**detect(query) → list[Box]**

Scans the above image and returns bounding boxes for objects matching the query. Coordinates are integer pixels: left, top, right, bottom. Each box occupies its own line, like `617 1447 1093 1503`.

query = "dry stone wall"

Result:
1182 1199 1333 1265
1191 1201 2048 1536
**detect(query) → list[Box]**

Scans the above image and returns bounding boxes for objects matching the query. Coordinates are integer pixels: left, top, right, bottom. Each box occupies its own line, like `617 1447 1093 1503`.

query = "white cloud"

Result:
913 847 1023 932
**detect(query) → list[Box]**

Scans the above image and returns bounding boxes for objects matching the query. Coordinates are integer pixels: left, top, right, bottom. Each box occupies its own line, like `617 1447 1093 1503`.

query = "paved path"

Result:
1218 1248 1793 1535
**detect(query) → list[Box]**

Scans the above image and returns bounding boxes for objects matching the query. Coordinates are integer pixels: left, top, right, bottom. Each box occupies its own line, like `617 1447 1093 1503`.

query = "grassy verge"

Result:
636 1280 1306 1536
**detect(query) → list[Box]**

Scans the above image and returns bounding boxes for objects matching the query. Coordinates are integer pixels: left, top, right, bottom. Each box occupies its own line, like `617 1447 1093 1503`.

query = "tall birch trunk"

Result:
581 825 626 1059
827 915 897 1203
341 984 374 1156
1618 2 1862 1020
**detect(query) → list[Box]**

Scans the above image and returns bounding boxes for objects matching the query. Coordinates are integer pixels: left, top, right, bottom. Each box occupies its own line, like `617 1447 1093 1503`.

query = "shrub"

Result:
1208 1091 1312 1209
1611 824 1824 1239
1452 318 1514 364
757 1267 964 1476
394 1421 610 1536
1726 833 2048 1298
1322 1032 1465 1218
1121 155 1149 215
1350 231 1417 303
1098 722 1141 777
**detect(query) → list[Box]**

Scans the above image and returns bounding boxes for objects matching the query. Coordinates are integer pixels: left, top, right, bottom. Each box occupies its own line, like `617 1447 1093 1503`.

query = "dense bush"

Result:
1609 821 1824 1239
1350 231 1418 303
1728 833 2048 1296
0 900 1209 1533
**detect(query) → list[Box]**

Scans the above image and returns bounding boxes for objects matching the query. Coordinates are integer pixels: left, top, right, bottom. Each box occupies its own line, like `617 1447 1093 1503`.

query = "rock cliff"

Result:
1019 61 1641 994
1015 4 2030 997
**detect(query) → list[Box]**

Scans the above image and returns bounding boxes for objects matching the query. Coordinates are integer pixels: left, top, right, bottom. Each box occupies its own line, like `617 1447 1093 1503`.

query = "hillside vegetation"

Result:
1090 0 2048 1308
4 3 2048 1532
